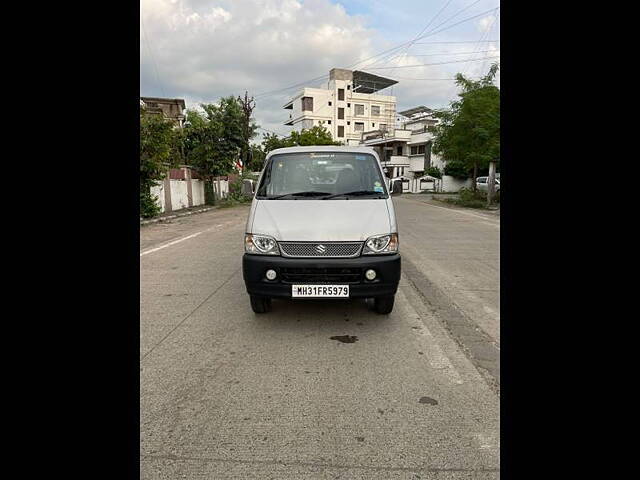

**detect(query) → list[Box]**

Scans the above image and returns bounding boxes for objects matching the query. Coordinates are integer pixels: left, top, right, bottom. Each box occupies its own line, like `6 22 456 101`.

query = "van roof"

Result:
266 145 379 160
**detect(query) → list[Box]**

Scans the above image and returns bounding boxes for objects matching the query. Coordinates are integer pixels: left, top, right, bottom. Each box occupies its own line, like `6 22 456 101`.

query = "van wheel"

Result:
374 295 395 314
250 295 271 313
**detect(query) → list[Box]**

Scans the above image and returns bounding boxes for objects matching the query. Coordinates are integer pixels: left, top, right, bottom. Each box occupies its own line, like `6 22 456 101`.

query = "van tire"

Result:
250 295 271 313
374 295 395 314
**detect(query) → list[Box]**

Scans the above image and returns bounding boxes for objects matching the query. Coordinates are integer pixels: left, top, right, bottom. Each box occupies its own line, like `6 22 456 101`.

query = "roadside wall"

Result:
150 167 231 213
441 175 472 192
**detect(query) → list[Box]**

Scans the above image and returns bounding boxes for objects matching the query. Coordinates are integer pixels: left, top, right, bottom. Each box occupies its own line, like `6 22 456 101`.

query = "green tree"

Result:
431 63 500 191
261 132 295 154
290 125 341 146
443 159 470 179
261 125 341 154
140 108 178 217
237 92 259 171
426 165 443 179
182 96 245 203
245 144 266 171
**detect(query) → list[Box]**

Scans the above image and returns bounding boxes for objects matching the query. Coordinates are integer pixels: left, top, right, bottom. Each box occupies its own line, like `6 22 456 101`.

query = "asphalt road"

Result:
140 196 500 479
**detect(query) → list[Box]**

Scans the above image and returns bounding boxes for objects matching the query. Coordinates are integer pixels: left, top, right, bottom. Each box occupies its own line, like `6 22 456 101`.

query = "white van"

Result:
242 146 402 314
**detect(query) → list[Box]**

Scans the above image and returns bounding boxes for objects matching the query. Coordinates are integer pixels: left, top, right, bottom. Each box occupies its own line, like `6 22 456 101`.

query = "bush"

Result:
140 186 161 218
228 176 253 203
435 187 486 209
443 159 471 179
426 166 443 179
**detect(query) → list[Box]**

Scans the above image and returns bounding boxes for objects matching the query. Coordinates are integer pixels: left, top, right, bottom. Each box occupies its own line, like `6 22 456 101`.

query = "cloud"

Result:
476 15 496 33
140 0 500 138
142 0 382 135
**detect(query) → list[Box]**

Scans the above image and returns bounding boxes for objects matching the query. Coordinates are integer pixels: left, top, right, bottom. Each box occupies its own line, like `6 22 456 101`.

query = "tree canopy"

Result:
139 108 181 217
431 63 500 186
261 125 341 154
182 96 246 179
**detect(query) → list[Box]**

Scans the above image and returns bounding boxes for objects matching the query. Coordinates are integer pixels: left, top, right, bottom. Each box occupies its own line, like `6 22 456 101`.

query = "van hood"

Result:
251 199 391 241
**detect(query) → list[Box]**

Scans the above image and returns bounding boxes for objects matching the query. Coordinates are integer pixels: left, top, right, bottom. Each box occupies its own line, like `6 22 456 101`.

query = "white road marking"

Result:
140 232 204 257
402 197 501 224
140 218 243 257
396 289 464 385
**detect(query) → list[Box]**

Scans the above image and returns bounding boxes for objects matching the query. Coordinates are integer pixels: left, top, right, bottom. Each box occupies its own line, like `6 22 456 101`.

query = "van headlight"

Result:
245 234 280 255
362 233 399 255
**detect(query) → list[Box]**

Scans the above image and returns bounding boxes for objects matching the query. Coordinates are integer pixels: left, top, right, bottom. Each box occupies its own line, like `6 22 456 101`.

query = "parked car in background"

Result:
476 176 500 192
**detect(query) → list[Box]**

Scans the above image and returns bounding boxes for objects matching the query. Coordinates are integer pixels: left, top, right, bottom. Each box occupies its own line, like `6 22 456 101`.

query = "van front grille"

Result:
279 242 362 258
280 267 363 284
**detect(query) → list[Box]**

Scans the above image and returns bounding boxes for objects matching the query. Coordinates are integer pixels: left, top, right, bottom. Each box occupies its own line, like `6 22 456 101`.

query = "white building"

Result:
283 69 471 193
360 105 458 193
283 68 398 146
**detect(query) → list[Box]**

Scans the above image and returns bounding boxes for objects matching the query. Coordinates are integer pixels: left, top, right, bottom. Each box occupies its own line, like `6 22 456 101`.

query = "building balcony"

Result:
381 155 409 166
361 128 412 145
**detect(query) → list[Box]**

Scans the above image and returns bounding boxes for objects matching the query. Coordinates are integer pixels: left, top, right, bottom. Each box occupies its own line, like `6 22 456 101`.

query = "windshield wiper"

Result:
266 191 332 199
322 190 385 199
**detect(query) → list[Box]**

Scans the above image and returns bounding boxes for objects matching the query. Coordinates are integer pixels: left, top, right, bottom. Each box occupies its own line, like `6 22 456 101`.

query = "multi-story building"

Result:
361 105 445 192
140 97 186 128
283 68 398 146
282 70 465 192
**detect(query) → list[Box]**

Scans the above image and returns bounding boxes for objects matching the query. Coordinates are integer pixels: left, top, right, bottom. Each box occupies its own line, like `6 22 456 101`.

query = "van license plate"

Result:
292 285 349 298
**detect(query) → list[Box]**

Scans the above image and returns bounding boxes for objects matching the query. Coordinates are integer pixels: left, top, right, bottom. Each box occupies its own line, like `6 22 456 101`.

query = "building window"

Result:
328 101 332 106
302 96 313 111
347 103 351 108
338 126 344 137
338 107 344 119
411 146 418 155
354 122 365 132
338 88 345 101
327 120 331 124
418 145 426 154
347 85 351 90
396 146 403 156
355 104 365 116
372 123 375 127
380 123 387 131
371 105 380 116
347 121 350 125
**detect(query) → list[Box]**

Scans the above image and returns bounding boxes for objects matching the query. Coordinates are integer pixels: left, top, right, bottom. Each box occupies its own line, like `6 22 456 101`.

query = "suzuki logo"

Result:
315 244 327 254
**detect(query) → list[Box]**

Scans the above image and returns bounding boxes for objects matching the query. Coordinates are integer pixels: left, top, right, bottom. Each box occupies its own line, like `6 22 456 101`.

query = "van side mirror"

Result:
391 180 403 196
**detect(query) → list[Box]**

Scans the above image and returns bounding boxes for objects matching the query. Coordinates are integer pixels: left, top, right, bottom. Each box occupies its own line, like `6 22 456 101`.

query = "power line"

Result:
255 74 328 99
365 56 500 69
367 0 484 71
479 11 500 74
445 7 499 100
258 126 289 138
354 5 499 70
408 49 496 57
390 76 472 81
413 40 499 44
381 0 455 73
254 5 500 101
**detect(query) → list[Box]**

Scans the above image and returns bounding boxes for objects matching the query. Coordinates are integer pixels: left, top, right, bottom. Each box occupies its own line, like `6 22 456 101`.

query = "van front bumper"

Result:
242 253 401 298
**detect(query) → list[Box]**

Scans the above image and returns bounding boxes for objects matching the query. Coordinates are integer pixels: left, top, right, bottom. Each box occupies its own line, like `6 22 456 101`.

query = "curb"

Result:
140 206 216 226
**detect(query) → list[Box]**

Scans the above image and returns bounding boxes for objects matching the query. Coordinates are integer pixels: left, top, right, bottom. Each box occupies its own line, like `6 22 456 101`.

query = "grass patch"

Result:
433 188 499 209
216 196 252 208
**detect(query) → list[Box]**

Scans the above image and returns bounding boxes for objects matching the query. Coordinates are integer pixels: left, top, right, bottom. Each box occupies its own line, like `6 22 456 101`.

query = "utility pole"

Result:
487 160 497 206
238 91 256 172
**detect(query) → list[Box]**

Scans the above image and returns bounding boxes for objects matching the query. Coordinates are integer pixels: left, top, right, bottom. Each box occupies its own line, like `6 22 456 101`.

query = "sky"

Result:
140 0 500 139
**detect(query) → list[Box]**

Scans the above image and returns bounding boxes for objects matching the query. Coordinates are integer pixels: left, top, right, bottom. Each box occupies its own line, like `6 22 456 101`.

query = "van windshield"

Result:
256 152 388 199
